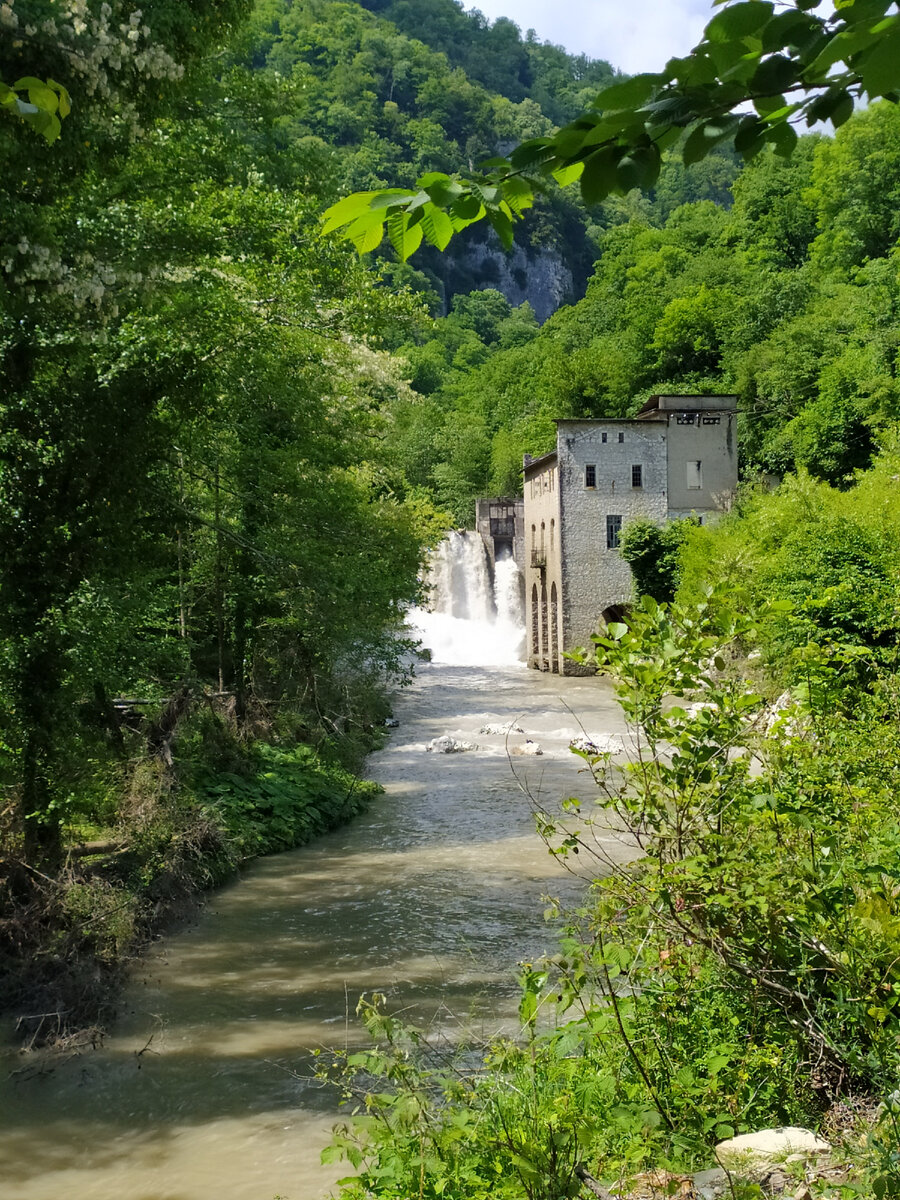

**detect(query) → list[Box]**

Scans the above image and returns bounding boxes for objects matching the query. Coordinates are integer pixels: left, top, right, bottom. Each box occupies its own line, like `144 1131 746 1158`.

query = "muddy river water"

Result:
1 655 631 1200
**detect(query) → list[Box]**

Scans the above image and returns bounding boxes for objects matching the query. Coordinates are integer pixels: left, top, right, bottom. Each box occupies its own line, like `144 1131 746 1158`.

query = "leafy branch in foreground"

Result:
322 0 900 259
0 74 70 141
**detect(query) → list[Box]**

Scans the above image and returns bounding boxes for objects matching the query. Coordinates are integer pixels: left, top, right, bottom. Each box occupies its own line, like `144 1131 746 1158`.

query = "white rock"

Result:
479 722 525 735
716 1127 830 1168
570 733 625 755
426 736 478 754
510 740 543 756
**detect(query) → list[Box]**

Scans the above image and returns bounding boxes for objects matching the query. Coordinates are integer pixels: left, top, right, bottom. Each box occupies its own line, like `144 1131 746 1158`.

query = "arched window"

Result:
550 519 555 551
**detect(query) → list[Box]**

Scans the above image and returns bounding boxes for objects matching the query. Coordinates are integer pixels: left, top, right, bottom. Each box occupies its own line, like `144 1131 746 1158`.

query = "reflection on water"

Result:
0 663 632 1200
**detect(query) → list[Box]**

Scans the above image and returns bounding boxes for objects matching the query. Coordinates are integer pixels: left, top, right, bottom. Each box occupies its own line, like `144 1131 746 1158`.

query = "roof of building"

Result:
521 449 557 475
554 417 664 425
635 393 738 418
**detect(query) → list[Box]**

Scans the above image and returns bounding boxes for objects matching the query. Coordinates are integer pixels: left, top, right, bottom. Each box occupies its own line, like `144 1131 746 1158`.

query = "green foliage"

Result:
677 451 900 666
194 743 381 857
0 74 71 142
325 592 900 1196
324 3 900 257
619 518 697 603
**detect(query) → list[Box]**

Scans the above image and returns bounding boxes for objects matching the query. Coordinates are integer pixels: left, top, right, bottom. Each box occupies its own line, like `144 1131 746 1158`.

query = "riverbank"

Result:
0 661 628 1200
0 702 387 1048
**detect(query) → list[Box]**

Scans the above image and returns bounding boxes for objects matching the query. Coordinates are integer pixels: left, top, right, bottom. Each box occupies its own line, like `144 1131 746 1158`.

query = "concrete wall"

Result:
664 410 738 516
523 456 563 671
556 421 667 673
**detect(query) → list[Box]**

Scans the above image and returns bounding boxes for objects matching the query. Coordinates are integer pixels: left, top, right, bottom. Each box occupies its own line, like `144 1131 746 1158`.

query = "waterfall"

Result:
411 531 525 666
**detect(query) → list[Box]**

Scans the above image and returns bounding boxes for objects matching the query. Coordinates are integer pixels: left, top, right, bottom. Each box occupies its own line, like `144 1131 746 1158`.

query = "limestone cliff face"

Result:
452 241 574 323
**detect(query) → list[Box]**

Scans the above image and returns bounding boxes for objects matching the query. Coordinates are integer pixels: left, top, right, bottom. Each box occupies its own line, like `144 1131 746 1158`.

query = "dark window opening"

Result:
606 514 622 549
617 431 624 444
601 432 608 444
631 464 642 488
585 463 596 488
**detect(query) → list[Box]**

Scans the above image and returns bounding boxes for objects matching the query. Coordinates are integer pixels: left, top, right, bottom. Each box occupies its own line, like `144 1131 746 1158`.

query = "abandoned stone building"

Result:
522 394 738 673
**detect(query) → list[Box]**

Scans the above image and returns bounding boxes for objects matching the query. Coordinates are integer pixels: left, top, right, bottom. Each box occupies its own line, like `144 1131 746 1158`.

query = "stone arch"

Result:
531 583 539 660
601 603 630 627
540 582 549 671
550 582 559 674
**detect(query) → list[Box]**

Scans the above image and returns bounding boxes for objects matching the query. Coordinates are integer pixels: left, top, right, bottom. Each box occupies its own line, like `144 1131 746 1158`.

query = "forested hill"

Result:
388 101 900 524
237 0 738 317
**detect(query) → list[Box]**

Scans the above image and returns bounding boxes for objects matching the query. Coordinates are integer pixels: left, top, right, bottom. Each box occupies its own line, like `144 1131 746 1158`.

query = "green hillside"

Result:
235 0 739 315
390 102 900 522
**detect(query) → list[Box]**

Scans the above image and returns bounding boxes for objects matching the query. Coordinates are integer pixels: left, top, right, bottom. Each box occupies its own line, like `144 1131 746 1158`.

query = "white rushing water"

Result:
411 530 526 666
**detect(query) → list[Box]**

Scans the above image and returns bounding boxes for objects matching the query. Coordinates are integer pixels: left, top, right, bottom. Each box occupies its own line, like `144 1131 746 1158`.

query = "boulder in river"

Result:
510 740 543 756
426 735 478 753
479 722 525 735
570 734 624 755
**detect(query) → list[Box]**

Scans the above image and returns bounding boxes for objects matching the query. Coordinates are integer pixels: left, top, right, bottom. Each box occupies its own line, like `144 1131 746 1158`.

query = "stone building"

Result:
474 497 525 571
523 394 737 673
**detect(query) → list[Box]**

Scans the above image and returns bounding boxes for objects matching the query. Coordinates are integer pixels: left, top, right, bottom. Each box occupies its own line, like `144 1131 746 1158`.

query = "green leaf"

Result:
766 118 798 156
487 207 514 250
750 53 800 93
321 191 380 236
580 145 620 204
593 73 662 111
48 79 71 119
855 24 900 96
346 212 386 254
616 145 661 192
683 115 741 164
419 204 453 251
705 1 774 43
552 161 585 187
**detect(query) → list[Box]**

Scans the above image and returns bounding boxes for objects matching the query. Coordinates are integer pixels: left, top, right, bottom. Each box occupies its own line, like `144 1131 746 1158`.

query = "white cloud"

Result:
468 0 714 75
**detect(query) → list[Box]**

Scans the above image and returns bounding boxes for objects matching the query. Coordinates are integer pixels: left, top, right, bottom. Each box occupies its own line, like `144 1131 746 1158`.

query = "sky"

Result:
467 0 715 75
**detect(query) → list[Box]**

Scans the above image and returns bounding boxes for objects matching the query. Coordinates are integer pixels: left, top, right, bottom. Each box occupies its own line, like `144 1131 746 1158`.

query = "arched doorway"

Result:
601 604 630 628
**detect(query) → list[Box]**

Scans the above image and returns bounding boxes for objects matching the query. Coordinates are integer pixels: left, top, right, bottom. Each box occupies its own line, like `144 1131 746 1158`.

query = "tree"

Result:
323 0 900 259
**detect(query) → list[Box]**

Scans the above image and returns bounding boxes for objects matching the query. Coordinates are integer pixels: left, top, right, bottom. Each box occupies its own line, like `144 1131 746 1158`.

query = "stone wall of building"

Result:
556 420 668 672
665 410 738 517
522 454 563 671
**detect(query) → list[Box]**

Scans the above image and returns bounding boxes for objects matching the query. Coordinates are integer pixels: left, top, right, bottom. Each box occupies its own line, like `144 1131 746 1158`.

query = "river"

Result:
1 537 631 1200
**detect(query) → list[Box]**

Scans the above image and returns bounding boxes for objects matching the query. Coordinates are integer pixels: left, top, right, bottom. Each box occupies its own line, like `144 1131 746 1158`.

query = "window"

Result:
686 460 702 490
584 463 596 488
617 432 624 444
601 432 608 444
550 519 555 550
631 464 642 488
606 514 622 549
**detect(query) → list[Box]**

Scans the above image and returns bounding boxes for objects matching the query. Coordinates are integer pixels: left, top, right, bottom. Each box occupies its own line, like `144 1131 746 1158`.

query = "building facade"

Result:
523 395 738 674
